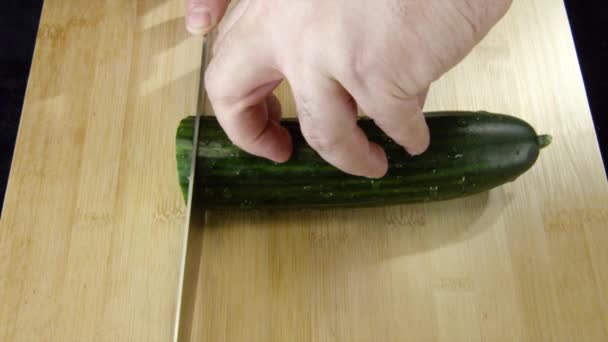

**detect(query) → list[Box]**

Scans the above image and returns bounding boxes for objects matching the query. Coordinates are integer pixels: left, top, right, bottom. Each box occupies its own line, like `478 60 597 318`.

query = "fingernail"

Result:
406 147 422 156
406 127 430 156
187 7 212 33
406 146 426 156
267 124 293 163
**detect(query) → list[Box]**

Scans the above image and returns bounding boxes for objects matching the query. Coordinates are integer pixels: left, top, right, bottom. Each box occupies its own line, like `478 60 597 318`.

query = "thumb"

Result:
186 0 230 35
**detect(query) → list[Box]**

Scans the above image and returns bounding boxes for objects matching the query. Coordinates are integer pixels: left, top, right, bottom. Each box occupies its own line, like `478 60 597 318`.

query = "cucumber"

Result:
176 111 551 210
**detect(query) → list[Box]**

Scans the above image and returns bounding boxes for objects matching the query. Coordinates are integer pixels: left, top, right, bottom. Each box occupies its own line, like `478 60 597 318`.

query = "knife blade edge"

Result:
173 37 209 342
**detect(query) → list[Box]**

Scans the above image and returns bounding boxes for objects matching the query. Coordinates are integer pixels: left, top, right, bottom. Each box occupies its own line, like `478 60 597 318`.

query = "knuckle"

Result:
480 0 513 22
456 1 483 37
304 131 341 155
294 91 315 122
204 65 222 99
384 0 412 27
385 81 418 104
368 84 420 116
326 37 375 90
348 46 434 98
395 50 442 91
377 117 407 137
204 64 239 107
458 0 512 37
298 113 343 155
345 48 374 87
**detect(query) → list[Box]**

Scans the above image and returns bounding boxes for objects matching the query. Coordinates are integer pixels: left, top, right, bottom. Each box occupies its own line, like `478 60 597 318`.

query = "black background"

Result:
1 1 607 215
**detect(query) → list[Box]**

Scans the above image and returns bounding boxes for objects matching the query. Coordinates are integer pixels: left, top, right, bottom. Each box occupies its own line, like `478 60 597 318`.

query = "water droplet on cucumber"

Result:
320 192 334 198
429 185 439 196
371 180 381 190
240 200 254 209
223 188 233 199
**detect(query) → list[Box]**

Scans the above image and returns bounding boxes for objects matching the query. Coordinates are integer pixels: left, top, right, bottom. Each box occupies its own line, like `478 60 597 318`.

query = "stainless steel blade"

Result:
173 38 210 342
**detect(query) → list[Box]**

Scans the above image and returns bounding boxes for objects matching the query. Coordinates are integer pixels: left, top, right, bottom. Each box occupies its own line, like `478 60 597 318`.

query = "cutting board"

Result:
1 0 607 341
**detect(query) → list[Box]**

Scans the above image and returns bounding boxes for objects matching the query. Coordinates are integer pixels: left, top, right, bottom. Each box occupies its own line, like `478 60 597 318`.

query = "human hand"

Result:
185 0 230 35
188 0 512 178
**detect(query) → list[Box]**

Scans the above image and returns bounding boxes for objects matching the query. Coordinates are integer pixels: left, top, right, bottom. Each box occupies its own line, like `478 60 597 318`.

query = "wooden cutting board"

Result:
1 0 607 341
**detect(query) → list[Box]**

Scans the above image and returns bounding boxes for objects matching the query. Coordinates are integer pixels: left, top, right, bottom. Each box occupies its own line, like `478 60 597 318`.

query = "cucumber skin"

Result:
176 112 548 210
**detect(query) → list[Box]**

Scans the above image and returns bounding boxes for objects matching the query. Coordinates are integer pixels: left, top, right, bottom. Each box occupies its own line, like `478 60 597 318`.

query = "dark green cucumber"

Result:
176 111 551 210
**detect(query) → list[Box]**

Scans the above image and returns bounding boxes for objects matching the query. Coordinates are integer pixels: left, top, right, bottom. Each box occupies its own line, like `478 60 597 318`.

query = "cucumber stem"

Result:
537 134 553 149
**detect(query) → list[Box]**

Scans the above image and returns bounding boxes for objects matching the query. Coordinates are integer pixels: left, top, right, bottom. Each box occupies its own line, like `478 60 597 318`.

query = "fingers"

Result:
356 88 430 156
292 75 388 178
266 93 283 123
205 34 292 163
417 87 430 109
186 0 230 35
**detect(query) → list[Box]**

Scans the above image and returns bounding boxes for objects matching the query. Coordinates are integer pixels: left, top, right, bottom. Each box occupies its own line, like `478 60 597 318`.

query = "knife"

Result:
172 37 210 342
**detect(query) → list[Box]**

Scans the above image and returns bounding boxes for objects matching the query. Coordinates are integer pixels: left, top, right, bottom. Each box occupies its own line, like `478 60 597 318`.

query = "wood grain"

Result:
189 0 608 341
1 0 607 341
0 0 203 340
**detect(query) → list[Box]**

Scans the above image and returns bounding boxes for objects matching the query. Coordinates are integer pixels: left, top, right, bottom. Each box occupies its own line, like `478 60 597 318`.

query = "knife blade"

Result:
173 37 210 342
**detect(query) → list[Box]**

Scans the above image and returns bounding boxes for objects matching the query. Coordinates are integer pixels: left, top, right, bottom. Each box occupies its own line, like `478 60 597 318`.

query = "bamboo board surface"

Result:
2 0 608 341
0 0 203 340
